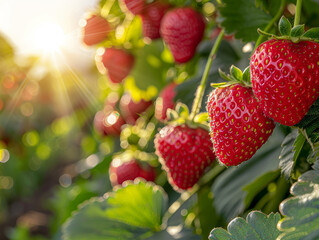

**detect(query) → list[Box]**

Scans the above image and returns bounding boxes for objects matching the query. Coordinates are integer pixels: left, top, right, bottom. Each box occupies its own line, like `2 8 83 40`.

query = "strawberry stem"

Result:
189 29 224 121
101 0 116 18
294 0 303 27
162 164 225 225
254 0 286 51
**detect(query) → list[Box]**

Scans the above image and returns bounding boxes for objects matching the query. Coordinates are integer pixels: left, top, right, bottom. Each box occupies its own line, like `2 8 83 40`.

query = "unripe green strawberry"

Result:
155 125 215 190
207 84 275 166
250 39 319 126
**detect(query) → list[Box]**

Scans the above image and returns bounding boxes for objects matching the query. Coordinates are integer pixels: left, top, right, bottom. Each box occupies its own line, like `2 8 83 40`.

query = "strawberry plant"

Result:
3 0 319 240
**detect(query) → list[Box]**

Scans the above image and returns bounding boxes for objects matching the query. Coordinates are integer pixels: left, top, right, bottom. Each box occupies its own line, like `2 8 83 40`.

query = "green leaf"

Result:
218 0 272 42
212 127 284 221
129 40 173 91
307 142 319 164
242 170 280 208
62 181 167 240
209 211 281 240
303 27 319 39
279 16 292 36
279 129 306 179
230 65 243 81
278 164 319 240
295 96 319 143
290 25 305 37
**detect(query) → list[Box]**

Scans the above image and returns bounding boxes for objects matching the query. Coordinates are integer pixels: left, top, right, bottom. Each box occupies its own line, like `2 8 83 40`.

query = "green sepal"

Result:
194 112 209 124
166 109 179 121
175 102 189 119
242 66 251 84
230 65 243 81
279 16 292 36
290 24 305 38
218 68 233 82
302 27 319 39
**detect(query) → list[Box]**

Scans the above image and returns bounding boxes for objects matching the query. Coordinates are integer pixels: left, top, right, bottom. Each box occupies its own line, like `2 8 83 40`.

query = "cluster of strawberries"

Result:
82 1 319 192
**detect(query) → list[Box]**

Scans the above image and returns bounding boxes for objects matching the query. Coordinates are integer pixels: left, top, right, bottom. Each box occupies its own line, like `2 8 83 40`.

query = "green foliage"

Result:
279 129 306 179
62 181 167 240
209 211 281 240
278 161 319 240
295 97 319 143
218 0 272 42
0 34 14 60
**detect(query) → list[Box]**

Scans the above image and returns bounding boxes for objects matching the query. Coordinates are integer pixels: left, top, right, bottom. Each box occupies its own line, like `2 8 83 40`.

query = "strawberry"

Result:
120 0 145 15
109 158 155 186
140 1 171 40
81 14 111 46
250 39 319 126
207 84 275 166
160 7 206 63
119 93 152 124
97 48 135 84
155 82 176 121
155 125 215 190
94 110 126 136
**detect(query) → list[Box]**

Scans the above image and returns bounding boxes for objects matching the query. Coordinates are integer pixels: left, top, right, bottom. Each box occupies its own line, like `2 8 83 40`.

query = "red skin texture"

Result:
160 7 206 63
121 0 145 15
207 84 275 166
94 110 126 136
140 2 171 40
100 48 135 84
154 125 215 191
250 39 319 126
119 93 152 124
109 159 156 186
155 82 176 121
82 15 110 46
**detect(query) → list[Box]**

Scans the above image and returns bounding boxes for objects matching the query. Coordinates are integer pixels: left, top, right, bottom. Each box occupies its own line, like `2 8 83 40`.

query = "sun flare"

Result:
33 22 65 54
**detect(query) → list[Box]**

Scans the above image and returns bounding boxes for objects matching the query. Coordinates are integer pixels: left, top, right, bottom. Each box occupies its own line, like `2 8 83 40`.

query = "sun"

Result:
32 22 65 55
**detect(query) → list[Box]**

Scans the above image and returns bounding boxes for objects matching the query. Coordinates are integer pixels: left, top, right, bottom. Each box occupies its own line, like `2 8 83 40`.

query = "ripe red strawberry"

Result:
97 48 135 84
160 7 206 63
250 39 319 126
207 84 275 166
94 110 126 136
81 14 111 46
155 82 176 121
119 93 152 124
140 2 171 40
120 0 145 15
109 159 155 186
154 125 215 190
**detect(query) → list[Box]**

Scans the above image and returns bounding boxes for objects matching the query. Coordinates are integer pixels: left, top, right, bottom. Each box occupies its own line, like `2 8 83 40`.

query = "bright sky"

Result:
0 0 100 71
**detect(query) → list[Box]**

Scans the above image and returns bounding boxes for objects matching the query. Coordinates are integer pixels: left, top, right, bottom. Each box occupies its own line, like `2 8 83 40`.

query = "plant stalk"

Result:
189 29 224 121
294 0 303 27
254 0 286 51
162 164 225 225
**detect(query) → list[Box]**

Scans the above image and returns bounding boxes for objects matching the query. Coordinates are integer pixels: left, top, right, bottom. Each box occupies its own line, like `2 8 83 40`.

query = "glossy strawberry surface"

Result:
140 2 170 39
154 125 215 190
109 159 155 186
160 7 205 63
207 84 275 166
82 15 110 46
94 110 126 136
250 39 319 126
155 82 176 121
99 48 135 84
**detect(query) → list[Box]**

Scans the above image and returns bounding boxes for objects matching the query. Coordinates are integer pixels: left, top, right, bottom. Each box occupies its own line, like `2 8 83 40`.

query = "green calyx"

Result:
166 102 210 131
257 16 319 43
211 65 251 89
